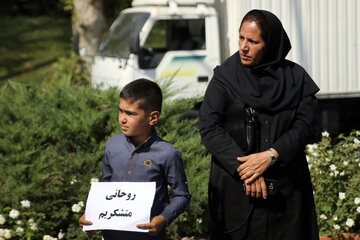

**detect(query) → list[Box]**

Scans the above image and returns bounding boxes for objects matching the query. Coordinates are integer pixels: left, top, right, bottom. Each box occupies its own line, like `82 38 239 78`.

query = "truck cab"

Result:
91 0 220 99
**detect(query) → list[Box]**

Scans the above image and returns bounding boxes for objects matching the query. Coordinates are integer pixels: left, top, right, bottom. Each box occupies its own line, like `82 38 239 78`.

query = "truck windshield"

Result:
98 12 150 58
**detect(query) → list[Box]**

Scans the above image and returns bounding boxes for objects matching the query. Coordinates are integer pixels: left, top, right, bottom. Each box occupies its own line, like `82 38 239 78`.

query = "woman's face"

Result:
238 21 266 66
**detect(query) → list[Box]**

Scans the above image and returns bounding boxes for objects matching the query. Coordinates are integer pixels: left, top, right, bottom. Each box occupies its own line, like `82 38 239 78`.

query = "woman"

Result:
199 9 320 240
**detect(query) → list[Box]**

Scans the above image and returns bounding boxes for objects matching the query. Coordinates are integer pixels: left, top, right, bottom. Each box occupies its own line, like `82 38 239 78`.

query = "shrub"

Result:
0 79 119 239
307 130 360 238
160 104 211 239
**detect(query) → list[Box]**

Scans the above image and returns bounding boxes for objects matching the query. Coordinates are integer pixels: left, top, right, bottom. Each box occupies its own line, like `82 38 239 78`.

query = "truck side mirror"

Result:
129 33 140 54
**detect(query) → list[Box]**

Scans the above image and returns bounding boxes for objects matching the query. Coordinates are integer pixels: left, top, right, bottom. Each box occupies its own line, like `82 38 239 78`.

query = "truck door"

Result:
137 18 212 99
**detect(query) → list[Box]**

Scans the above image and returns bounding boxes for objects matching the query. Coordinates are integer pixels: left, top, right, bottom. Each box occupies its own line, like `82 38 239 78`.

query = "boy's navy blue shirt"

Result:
100 129 191 239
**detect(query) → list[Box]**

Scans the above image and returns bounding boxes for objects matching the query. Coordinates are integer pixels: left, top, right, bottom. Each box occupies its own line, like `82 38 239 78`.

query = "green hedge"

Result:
0 55 359 239
307 131 360 238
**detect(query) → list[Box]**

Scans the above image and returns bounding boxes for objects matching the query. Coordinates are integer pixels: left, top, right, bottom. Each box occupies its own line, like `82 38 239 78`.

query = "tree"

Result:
72 0 106 68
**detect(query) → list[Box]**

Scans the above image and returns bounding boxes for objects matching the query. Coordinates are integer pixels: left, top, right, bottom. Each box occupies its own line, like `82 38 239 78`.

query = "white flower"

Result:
354 138 360 148
28 219 37 231
354 197 360 205
307 144 318 153
72 201 84 212
21 200 31 208
346 218 355 228
322 131 330 137
70 177 77 185
327 150 334 155
196 218 203 224
90 178 99 183
334 224 340 230
30 223 37 231
333 216 338 221
58 230 65 239
329 172 334 176
16 227 24 236
9 209 20 219
357 206 360 213
330 164 337 171
320 214 327 220
343 161 349 166
16 220 22 225
1 229 11 239
340 171 345 176
0 215 5 225
325 157 331 162
334 170 339 176
71 203 81 213
339 192 346 200
43 235 52 240
43 235 58 240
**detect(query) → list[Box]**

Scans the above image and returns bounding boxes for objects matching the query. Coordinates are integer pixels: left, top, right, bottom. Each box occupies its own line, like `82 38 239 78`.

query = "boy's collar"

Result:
126 128 158 149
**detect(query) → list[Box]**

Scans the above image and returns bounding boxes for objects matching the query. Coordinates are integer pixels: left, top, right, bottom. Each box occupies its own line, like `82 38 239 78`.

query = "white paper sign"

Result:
83 182 156 232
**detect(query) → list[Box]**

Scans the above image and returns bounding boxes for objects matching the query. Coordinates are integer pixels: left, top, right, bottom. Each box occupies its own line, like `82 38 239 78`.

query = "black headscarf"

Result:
214 9 319 112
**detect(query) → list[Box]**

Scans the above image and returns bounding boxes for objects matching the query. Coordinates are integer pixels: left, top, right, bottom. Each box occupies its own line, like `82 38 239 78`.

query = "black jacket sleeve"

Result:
199 78 246 177
271 95 320 165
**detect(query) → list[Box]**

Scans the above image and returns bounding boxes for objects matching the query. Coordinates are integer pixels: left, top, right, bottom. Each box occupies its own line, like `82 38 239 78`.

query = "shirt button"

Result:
264 138 269 143
264 119 269 125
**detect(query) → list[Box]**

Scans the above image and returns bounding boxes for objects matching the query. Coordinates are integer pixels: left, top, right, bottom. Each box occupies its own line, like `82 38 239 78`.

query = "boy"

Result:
79 78 191 239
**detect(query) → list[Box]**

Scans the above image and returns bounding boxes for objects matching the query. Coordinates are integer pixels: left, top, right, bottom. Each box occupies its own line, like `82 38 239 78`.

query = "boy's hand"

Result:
79 213 93 228
136 215 166 236
79 213 96 235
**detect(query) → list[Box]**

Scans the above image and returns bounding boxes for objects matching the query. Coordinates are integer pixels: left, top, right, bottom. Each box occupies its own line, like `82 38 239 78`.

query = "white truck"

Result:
91 0 360 136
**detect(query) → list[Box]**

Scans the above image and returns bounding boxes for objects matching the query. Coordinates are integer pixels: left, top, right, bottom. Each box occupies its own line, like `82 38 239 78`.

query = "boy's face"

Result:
118 98 159 145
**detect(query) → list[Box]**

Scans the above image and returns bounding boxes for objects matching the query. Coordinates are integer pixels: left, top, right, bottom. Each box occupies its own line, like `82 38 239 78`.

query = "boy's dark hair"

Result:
120 78 163 114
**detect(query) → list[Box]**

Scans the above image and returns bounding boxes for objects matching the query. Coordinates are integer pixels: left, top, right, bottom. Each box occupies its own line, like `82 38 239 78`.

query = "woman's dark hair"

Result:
240 10 269 42
120 78 162 114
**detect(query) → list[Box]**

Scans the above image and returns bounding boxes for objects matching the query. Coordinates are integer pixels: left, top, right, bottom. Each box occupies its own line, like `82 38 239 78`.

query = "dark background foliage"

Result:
0 0 131 23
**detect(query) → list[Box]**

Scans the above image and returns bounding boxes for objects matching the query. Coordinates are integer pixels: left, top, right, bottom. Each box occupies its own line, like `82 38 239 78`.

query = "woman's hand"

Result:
244 175 268 199
136 215 166 236
237 150 274 184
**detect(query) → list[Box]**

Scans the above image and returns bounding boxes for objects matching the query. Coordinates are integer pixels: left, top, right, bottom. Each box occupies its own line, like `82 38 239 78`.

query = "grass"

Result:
0 15 72 84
